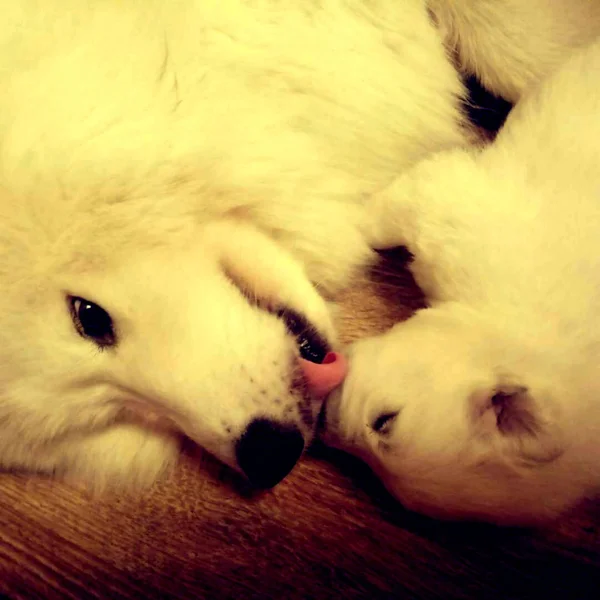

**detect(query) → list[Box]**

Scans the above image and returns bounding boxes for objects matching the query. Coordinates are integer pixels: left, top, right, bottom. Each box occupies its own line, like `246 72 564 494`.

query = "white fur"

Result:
324 38 600 525
429 0 600 102
3 0 597 495
0 0 469 489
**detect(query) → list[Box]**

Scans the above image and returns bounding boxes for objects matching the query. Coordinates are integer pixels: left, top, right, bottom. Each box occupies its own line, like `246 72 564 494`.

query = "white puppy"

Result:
0 0 469 490
323 38 600 525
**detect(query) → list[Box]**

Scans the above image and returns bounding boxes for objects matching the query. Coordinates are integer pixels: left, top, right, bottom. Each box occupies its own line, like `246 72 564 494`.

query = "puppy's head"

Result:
0 209 346 489
322 306 590 526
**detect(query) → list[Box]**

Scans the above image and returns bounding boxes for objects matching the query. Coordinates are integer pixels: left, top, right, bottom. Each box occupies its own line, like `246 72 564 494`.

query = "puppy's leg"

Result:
204 220 339 343
364 149 483 301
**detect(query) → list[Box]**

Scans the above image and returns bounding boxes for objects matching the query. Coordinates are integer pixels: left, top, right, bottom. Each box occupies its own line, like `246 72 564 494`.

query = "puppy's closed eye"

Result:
371 411 400 435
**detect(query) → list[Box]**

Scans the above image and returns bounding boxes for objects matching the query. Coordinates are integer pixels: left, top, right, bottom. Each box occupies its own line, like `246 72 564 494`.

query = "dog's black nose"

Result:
236 418 305 489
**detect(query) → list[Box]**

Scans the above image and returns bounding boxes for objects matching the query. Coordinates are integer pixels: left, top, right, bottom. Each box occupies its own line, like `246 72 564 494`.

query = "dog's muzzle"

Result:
235 352 348 488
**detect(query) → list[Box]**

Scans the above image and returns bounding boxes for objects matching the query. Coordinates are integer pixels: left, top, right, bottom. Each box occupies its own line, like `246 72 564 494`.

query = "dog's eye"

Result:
371 411 400 435
277 308 329 363
68 296 116 348
296 331 328 363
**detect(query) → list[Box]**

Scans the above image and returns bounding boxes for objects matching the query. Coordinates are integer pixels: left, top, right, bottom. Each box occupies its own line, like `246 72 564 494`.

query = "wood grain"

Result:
1 252 599 600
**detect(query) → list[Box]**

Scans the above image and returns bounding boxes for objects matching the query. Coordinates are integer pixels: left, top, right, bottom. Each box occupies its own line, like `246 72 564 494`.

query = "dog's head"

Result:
0 190 349 488
0 19 371 490
322 305 595 526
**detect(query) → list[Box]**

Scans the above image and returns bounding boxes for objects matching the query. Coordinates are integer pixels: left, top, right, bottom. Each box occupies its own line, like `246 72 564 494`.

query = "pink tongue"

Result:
299 352 348 397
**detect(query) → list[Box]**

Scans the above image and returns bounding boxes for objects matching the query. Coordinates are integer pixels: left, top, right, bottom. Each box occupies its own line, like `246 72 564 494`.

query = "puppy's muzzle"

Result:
235 418 305 489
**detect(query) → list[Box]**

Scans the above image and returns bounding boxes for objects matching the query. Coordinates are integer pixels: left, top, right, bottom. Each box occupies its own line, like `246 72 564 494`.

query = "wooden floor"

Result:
1 253 599 600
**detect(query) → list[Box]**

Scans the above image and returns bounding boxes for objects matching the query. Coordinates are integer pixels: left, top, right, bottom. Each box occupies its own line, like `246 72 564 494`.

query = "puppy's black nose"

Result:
236 418 305 489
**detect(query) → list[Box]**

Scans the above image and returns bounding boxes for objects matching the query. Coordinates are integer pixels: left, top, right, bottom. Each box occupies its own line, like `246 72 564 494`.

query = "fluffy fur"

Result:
323 38 600 525
0 0 469 489
429 0 600 102
2 0 599 496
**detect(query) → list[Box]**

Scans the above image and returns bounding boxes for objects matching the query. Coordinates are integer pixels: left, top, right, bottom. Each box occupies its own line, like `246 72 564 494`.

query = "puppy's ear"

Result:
471 383 564 466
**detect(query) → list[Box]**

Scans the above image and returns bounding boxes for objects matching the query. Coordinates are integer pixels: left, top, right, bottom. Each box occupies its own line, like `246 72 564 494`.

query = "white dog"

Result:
0 0 470 490
323 38 600 526
1 0 598 494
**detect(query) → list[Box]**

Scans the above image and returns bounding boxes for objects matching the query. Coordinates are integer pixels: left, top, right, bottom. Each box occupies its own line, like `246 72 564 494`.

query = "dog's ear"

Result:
471 383 564 466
